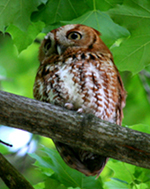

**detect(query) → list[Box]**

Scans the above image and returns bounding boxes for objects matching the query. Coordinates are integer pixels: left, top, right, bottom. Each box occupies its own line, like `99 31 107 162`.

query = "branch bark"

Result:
0 90 150 169
0 153 34 189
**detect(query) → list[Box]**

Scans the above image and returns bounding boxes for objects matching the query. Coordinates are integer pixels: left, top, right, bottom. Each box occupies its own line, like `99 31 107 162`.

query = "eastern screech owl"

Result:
33 24 126 177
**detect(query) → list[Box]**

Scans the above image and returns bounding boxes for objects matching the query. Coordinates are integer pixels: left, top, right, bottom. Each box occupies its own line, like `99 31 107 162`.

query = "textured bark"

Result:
0 153 34 189
0 90 150 169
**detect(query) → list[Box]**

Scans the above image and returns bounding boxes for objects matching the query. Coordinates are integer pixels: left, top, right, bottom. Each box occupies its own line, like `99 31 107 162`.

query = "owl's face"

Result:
39 24 111 63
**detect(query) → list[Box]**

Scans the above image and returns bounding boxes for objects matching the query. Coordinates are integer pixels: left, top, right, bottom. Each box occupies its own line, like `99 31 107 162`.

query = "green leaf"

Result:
129 124 150 134
123 74 150 126
85 0 124 11
105 179 129 189
34 182 45 189
31 0 90 24
44 178 67 189
0 0 42 32
111 33 150 74
43 147 103 189
134 183 148 189
108 0 150 73
62 10 130 48
106 160 150 189
134 167 150 186
108 0 150 30
30 153 54 176
31 147 103 189
107 160 135 183
6 21 45 52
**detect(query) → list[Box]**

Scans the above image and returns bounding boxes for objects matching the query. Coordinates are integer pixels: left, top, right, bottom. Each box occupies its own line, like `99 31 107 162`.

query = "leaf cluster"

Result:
1 0 150 74
31 146 150 189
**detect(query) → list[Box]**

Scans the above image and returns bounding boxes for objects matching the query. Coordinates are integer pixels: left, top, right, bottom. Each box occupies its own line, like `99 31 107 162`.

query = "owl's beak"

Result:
56 45 62 55
56 44 66 55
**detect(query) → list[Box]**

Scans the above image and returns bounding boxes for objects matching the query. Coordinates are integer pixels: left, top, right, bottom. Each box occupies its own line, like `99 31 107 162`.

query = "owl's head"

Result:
39 24 111 63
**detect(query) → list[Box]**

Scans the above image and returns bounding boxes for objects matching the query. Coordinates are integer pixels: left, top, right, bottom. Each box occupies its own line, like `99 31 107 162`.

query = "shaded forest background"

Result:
0 0 150 188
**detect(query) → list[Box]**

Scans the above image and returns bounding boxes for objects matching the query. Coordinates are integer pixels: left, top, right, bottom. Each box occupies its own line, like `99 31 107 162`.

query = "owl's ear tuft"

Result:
92 28 101 36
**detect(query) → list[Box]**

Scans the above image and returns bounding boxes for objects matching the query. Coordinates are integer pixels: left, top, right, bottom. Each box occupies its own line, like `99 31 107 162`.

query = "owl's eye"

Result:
67 32 82 40
44 38 51 52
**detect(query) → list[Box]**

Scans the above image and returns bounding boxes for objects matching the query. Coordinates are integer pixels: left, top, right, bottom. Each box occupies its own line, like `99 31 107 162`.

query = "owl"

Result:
33 24 126 177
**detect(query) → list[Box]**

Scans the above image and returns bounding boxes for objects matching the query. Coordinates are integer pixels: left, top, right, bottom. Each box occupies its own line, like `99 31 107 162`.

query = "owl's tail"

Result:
55 141 108 177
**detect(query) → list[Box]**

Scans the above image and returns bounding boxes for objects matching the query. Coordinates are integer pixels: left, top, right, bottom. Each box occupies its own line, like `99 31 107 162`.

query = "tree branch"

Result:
0 90 150 169
0 153 34 189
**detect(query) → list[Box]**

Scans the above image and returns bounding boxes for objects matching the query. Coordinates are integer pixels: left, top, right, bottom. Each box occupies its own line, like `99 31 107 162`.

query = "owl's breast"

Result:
53 62 84 108
34 53 120 123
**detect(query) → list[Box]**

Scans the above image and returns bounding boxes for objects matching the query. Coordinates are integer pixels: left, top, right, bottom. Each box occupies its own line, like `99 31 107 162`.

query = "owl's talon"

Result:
77 108 83 113
64 103 74 110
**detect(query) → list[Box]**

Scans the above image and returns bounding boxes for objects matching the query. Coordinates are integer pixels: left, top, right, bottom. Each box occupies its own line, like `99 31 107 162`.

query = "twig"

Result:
0 153 34 189
0 139 13 147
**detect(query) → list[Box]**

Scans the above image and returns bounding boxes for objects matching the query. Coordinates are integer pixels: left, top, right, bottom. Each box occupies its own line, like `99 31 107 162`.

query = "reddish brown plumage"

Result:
33 24 126 177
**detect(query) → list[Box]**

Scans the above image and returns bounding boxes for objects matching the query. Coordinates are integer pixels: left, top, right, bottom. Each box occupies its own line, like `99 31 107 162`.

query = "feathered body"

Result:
33 24 126 176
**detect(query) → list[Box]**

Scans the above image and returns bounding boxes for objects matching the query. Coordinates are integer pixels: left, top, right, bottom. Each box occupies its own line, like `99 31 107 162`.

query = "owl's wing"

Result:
115 66 126 125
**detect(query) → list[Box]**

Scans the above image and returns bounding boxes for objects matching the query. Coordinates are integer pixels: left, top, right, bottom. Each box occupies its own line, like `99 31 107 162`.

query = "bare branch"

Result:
0 153 34 189
0 90 150 169
0 140 13 147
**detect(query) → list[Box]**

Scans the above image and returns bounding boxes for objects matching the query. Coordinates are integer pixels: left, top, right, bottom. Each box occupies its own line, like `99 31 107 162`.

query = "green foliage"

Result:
7 22 45 52
1 0 150 73
31 0 90 25
108 0 150 73
31 147 150 189
0 0 150 188
0 0 40 31
106 159 150 189
31 147 103 189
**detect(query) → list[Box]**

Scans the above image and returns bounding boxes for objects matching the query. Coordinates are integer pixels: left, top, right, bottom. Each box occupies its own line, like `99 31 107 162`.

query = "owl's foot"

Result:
64 103 74 110
64 103 83 113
